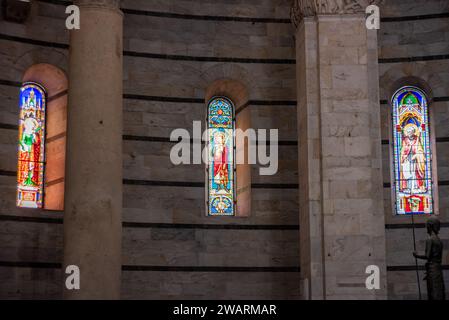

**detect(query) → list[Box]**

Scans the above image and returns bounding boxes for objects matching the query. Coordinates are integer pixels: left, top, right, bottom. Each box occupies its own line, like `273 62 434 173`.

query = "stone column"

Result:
63 0 123 299
292 0 387 299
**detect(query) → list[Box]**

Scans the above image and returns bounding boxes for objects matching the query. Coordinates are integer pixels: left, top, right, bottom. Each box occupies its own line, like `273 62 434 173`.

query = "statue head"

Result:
403 123 417 138
426 217 440 235
214 131 226 145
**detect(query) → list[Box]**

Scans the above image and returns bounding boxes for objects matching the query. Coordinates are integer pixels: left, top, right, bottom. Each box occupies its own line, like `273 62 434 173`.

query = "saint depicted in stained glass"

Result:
17 83 46 208
392 87 433 214
207 97 235 215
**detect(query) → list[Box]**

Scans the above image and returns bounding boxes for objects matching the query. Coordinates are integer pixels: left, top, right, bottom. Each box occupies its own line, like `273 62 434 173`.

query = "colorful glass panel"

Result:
391 87 433 215
16 83 46 208
207 97 235 215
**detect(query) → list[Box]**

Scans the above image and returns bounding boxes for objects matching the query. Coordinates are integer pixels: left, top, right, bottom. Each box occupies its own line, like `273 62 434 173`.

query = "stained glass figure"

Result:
16 83 46 208
391 86 433 215
207 97 235 215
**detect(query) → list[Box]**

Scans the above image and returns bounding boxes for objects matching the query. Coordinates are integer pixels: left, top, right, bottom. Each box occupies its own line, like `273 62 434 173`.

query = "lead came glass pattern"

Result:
17 83 47 208
207 97 235 215
391 86 433 215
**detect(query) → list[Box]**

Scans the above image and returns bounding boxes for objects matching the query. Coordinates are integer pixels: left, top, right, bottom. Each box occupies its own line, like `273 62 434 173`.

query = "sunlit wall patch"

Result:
17 82 46 208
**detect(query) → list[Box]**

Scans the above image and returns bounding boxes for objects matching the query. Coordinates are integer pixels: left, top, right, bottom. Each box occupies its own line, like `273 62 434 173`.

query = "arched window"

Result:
206 97 236 216
17 82 47 208
16 63 68 210
391 86 436 215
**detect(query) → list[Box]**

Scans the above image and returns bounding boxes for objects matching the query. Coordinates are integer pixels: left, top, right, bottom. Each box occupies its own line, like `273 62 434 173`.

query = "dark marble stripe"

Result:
0 79 21 87
123 94 203 104
123 179 204 188
0 123 18 130
0 33 294 64
47 89 68 102
4 77 448 107
46 132 66 144
0 170 15 176
379 54 449 64
2 119 448 147
37 0 449 24
0 261 61 269
235 101 250 115
277 140 298 146
0 122 412 147
385 222 449 229
0 126 298 146
121 266 301 272
5 260 449 273
37 0 291 24
122 8 291 24
123 135 172 143
0 82 297 105
124 94 297 106
436 137 449 143
381 12 449 22
123 179 298 189
46 177 64 187
387 265 449 271
6 214 449 232
123 134 297 146
0 214 299 230
0 261 300 272
123 49 295 64
0 33 68 49
250 100 297 106
0 215 62 224
123 221 299 230
252 183 298 189
2 121 449 147
434 96 449 102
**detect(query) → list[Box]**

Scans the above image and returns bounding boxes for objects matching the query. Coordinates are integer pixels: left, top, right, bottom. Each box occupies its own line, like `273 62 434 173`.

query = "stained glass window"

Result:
391 86 434 215
17 82 46 208
207 97 235 215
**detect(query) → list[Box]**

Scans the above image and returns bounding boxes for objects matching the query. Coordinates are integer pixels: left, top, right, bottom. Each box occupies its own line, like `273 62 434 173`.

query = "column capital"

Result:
75 0 121 10
291 0 383 27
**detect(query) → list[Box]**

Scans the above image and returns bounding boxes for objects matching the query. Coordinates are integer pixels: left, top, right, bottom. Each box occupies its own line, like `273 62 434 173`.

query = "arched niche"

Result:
388 78 439 217
205 79 251 217
22 63 68 211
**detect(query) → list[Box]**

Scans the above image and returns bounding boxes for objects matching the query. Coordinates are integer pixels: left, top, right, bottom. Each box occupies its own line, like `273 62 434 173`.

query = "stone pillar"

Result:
63 0 123 299
292 0 387 299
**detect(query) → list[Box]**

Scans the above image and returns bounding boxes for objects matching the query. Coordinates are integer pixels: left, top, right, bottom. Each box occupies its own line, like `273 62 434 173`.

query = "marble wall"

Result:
0 0 299 299
0 0 448 300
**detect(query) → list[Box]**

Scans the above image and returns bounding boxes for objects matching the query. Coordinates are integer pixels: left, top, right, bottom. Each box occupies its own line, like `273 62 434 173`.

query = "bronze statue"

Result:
413 217 446 300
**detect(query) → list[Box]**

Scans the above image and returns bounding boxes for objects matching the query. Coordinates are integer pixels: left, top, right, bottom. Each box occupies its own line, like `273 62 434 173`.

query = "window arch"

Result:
206 97 236 216
17 82 47 208
391 86 437 215
17 63 68 210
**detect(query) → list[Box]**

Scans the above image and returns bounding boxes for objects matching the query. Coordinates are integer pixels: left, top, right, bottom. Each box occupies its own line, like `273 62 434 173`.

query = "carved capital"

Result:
291 0 383 27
